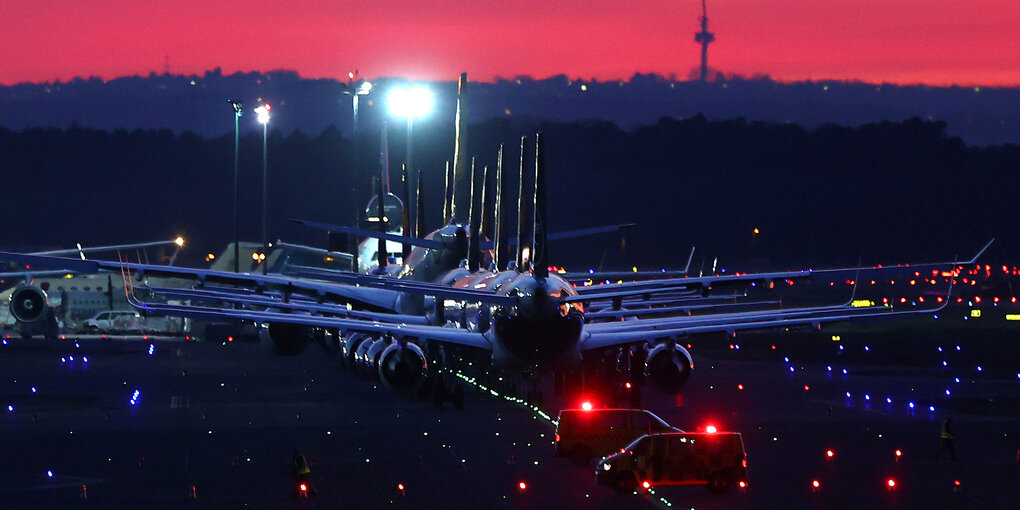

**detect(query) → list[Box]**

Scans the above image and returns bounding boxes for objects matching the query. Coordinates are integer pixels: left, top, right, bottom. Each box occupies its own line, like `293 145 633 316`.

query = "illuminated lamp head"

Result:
705 424 718 434
581 401 593 411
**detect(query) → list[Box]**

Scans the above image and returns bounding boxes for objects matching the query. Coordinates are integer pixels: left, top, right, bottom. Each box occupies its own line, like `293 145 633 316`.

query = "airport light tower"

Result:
694 0 715 81
342 71 373 136
228 100 243 273
255 103 271 275
387 85 433 193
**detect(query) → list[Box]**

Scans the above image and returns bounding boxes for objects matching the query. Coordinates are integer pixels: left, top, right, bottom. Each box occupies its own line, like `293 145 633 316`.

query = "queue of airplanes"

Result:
0 74 992 395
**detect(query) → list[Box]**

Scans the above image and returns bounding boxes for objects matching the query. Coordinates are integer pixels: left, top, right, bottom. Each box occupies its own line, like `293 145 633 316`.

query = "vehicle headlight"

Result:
602 463 612 471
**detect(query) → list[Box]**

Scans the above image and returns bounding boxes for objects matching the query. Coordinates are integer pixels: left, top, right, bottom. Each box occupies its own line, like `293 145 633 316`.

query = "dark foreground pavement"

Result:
1 324 1017 509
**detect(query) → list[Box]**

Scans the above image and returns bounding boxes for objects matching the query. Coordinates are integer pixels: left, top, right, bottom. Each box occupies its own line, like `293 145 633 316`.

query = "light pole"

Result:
387 85 433 191
342 71 373 136
228 100 243 273
254 103 271 274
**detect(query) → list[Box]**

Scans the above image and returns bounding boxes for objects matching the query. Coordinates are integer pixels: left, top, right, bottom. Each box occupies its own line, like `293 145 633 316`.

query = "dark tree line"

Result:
1 116 1015 271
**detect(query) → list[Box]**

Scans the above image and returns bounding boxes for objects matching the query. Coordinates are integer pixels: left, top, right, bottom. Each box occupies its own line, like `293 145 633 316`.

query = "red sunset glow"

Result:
2 1 1018 86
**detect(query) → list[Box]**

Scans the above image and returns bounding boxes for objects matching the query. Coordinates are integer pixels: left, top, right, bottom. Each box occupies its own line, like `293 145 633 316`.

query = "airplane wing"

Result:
280 264 518 306
579 298 940 351
141 286 430 325
0 251 411 313
127 292 491 350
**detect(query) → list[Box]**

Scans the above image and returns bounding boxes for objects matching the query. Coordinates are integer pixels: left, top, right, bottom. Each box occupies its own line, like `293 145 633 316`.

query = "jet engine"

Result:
9 285 48 323
361 337 393 380
342 333 371 367
267 322 313 355
644 342 693 393
378 342 428 389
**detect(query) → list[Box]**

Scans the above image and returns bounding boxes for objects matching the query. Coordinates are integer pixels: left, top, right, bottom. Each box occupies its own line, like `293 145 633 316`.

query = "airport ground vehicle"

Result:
554 408 680 466
83 310 144 332
597 431 748 494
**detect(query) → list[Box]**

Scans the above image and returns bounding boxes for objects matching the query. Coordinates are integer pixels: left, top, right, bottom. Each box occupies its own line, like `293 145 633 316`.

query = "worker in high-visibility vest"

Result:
293 450 316 496
935 415 958 462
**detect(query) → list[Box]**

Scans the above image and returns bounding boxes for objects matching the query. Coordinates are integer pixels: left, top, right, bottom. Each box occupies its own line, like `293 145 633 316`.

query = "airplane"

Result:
0 130 987 395
0 74 990 394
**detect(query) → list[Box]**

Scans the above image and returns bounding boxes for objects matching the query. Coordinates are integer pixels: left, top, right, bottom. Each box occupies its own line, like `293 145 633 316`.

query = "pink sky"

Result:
2 0 1017 86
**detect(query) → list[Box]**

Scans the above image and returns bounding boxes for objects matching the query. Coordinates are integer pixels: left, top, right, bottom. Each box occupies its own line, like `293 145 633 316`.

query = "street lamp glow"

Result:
254 104 271 125
388 86 433 119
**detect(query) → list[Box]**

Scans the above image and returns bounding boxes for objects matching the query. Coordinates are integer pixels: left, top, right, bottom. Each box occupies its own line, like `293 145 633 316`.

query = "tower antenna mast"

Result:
694 0 715 81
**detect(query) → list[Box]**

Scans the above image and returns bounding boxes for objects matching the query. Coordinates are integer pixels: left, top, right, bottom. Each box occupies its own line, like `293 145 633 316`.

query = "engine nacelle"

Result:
9 285 48 323
342 333 371 367
267 322 313 355
357 337 391 380
378 342 428 389
644 343 693 393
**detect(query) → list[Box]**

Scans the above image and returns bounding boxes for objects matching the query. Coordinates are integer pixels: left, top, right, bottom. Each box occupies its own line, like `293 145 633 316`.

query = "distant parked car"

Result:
84 310 144 333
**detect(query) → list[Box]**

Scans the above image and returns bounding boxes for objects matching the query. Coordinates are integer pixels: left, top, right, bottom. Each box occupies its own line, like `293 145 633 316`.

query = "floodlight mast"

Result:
255 104 271 274
228 100 243 273
387 86 433 236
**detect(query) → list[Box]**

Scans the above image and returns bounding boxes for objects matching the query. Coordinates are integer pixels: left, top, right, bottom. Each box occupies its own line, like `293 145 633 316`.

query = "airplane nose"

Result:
520 285 556 320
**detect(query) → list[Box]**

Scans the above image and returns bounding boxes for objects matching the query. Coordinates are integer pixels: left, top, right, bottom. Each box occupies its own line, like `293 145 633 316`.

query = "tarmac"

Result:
0 319 1017 509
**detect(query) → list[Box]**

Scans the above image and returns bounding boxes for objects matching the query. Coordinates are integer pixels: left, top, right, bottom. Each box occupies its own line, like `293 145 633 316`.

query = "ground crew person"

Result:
936 414 958 461
293 450 316 495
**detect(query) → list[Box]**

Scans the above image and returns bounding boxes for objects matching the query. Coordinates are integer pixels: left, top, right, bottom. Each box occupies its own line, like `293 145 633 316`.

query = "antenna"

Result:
694 0 716 81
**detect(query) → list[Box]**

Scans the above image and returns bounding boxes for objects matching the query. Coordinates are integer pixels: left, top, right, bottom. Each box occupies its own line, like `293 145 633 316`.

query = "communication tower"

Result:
694 0 715 81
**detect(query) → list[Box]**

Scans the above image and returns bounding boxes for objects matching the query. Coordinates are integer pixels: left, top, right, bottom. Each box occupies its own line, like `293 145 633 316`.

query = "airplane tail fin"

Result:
415 169 426 239
515 136 532 272
400 165 412 259
467 158 481 271
534 132 548 279
375 176 387 270
493 144 508 271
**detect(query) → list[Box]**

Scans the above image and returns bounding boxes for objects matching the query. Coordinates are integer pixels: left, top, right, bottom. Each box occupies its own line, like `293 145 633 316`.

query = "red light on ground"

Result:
642 481 651 489
895 449 902 457
299 483 308 492
826 449 834 458
954 480 961 486
518 481 527 491
227 336 234 342
887 478 897 488
738 481 747 488
554 434 560 442
705 425 718 434
974 296 982 303
581 401 593 411
397 483 405 491
771 344 776 350
737 384 744 390
812 480 821 488
625 382 632 389
803 385 810 391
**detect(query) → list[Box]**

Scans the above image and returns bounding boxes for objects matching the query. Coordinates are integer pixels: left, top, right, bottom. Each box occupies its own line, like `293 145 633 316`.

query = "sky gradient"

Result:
3 1 1018 86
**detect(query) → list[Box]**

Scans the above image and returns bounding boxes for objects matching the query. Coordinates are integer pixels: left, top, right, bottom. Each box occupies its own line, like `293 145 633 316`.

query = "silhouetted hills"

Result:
1 70 1018 146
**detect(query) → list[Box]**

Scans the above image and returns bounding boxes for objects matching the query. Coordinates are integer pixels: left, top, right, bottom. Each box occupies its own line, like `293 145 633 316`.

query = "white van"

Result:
83 310 144 333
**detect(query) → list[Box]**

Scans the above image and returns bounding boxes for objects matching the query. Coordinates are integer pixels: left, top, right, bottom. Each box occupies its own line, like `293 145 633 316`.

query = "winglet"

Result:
963 238 994 265
682 246 696 275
